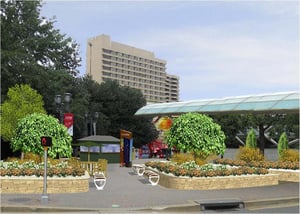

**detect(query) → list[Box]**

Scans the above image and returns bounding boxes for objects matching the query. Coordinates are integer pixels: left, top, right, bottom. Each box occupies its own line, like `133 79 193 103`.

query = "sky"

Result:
40 0 299 101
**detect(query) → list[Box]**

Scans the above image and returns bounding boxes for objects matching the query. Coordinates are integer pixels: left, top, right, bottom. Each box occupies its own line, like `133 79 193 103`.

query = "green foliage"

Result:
0 160 86 177
245 128 257 148
242 113 297 154
212 114 245 147
1 0 81 101
215 157 299 170
145 161 269 177
279 149 299 162
0 84 46 141
166 113 226 158
96 80 157 146
171 153 194 164
235 146 265 162
278 132 288 158
11 113 72 159
171 152 214 166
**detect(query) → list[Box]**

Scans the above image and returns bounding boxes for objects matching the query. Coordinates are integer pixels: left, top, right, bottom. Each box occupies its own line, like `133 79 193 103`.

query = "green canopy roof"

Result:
135 91 299 117
73 135 120 147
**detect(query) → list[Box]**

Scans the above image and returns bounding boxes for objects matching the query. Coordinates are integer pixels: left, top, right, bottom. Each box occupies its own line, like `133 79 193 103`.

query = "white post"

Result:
41 147 49 203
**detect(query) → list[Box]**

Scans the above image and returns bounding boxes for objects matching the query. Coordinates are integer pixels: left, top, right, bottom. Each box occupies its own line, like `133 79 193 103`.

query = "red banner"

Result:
64 113 74 136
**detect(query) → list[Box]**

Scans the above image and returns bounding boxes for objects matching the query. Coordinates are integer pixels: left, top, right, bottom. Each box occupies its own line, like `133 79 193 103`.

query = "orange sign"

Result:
120 129 132 139
152 116 172 131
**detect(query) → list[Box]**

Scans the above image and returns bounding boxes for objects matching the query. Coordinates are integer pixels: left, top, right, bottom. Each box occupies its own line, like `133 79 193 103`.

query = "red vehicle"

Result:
148 139 168 158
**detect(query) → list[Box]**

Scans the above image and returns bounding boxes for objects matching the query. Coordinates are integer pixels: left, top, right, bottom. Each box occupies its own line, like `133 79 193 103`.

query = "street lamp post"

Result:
55 93 72 123
85 112 99 136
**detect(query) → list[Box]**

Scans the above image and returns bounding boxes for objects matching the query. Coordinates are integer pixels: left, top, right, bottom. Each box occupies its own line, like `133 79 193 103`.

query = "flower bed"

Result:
145 161 269 177
158 172 278 190
214 158 300 182
0 171 90 194
0 160 85 177
214 158 299 170
145 161 278 190
0 160 89 193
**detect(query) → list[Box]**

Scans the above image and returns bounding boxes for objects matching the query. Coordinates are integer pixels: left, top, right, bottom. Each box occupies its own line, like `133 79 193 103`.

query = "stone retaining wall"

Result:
0 172 90 194
268 169 300 182
158 172 279 190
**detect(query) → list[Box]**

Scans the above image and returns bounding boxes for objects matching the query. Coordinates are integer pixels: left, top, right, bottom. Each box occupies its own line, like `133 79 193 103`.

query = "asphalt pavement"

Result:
1 158 299 213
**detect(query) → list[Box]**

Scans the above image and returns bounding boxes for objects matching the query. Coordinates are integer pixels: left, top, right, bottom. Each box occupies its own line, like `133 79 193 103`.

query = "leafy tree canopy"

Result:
0 84 46 141
96 80 157 147
11 113 72 158
212 114 245 147
166 112 226 158
1 0 81 101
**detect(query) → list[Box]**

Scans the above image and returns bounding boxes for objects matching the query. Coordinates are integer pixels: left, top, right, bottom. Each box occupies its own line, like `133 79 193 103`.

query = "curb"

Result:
244 196 299 209
1 196 299 213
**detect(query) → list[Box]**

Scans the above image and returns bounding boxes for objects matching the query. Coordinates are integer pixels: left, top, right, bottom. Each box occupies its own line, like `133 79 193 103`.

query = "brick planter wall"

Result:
268 169 300 182
158 172 279 190
0 171 90 194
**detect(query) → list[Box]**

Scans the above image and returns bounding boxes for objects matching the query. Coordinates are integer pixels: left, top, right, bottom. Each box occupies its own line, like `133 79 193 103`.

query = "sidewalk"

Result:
1 158 299 213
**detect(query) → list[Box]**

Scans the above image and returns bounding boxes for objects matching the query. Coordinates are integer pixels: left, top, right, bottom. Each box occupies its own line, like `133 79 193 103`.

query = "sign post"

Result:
40 136 52 203
120 130 133 167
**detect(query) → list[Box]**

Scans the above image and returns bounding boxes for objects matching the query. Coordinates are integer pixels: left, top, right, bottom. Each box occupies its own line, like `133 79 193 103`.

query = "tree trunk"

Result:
258 124 265 155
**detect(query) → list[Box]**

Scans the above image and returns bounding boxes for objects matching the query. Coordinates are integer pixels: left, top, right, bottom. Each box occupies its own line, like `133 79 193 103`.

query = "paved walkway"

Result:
1 158 299 213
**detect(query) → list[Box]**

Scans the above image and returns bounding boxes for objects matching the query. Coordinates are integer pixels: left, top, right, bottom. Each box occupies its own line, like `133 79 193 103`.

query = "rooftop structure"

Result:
135 91 300 117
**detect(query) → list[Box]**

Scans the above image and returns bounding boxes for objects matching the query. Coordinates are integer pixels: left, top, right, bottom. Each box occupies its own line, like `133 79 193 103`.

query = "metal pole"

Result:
90 118 93 135
93 122 96 135
41 147 49 203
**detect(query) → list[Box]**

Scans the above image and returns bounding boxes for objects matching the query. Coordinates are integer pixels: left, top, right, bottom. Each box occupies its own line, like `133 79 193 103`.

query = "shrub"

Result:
171 152 213 166
214 158 299 170
171 153 194 164
235 146 265 162
246 129 257 148
279 149 299 162
6 157 21 162
278 132 288 158
24 152 42 163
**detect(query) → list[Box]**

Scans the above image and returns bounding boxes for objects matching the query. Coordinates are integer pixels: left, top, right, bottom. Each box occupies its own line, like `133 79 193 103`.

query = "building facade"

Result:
86 34 179 103
166 74 180 102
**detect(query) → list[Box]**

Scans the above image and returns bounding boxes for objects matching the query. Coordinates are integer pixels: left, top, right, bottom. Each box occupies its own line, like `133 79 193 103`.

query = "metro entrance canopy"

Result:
135 91 300 117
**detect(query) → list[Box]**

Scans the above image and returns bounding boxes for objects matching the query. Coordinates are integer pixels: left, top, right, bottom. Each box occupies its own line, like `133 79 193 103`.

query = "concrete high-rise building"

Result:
166 74 180 102
86 34 179 103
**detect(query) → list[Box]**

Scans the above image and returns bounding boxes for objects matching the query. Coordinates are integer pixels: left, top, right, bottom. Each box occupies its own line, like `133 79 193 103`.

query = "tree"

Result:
212 114 245 147
1 0 81 101
96 80 157 147
11 113 72 159
278 132 288 158
0 84 46 142
243 113 297 155
166 112 226 159
245 128 257 148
